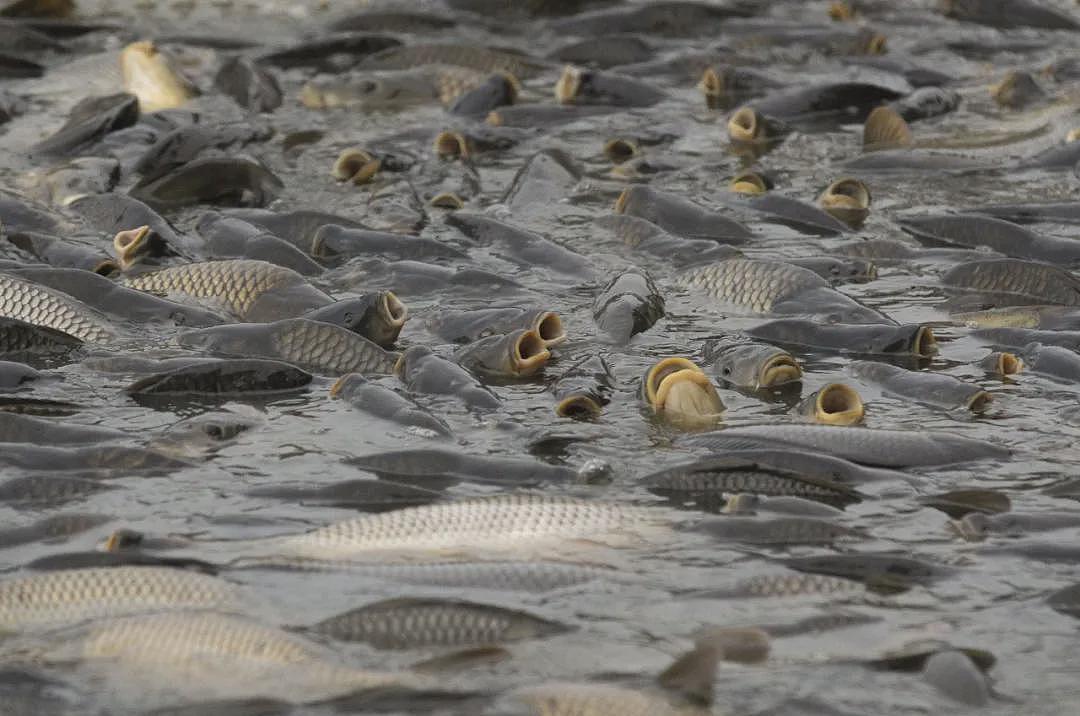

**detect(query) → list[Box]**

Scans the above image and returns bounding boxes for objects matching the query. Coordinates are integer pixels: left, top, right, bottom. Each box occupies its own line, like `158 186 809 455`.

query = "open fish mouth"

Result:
332 148 382 184
995 352 1024 376
113 225 152 270
758 354 803 388
730 170 771 195
603 138 639 164
914 326 939 357
380 292 408 330
811 383 864 425
555 394 602 420
554 65 582 104
644 358 724 424
727 106 760 143
433 130 471 159
529 311 566 348
511 330 550 376
966 390 994 413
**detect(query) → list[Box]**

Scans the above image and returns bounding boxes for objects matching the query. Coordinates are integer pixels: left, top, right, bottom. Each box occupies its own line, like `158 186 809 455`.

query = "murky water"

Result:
1 0 1080 713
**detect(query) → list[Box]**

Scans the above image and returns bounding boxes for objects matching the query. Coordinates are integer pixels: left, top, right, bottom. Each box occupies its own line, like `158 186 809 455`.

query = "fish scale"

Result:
676 259 827 312
0 566 250 631
122 260 300 318
650 468 853 500
272 494 670 558
270 319 397 374
728 572 865 598
0 273 114 342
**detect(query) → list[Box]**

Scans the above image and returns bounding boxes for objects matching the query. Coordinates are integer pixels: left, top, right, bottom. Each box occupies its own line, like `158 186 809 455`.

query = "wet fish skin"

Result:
446 213 595 279
306 597 569 649
395 345 501 410
783 553 952 588
331 374 453 438
593 269 664 344
849 360 992 413
972 327 1080 352
29 92 139 157
214 56 282 113
692 572 865 599
941 0 1079 30
428 307 565 347
900 214 1080 265
453 328 550 379
787 256 877 285
887 86 961 122
703 338 802 390
122 259 333 322
0 475 116 506
449 71 518 116
693 516 862 545
943 259 1080 306
178 319 399 376
615 185 752 244
0 513 110 549
358 42 552 79
247 477 443 513
301 67 480 110
347 448 575 487
0 271 115 342
747 82 902 123
746 319 937 357
677 259 828 313
552 354 614 419
133 122 273 183
254 32 401 71
310 224 467 263
125 359 313 397
1019 342 1080 383
503 149 581 212
596 214 741 267
741 193 852 236
300 293 407 348
0 412 124 445
129 156 283 212
556 66 666 107
0 566 250 632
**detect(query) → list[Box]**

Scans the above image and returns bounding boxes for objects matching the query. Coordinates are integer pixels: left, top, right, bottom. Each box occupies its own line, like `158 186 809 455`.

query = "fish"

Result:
819 177 871 228
247 477 443 513
358 43 552 79
449 71 519 116
943 259 1080 306
736 191 852 236
886 86 961 122
699 64 783 110
0 359 37 389
972 327 1080 352
682 424 1008 467
299 293 408 347
593 269 664 344
548 1 754 37
121 260 333 322
304 597 570 649
0 475 116 506
1047 583 1080 618
309 224 467 263
331 374 452 438
849 360 992 412
0 566 251 632
977 351 1024 378
428 307 565 347
990 70 1045 109
1018 342 1080 383
0 271 115 342
783 553 952 589
552 354 614 419
346 449 575 487
640 357 725 427
394 345 501 410
445 213 594 279
125 359 313 397
952 305 1080 330
302 67 485 110
746 319 937 357
922 650 991 707
692 571 865 599
265 494 672 560
0 412 123 445
120 40 198 112
940 0 1079 30
703 337 802 390
693 516 862 545
214 56 282 113
615 185 753 244
597 215 743 268
177 319 400 376
453 328 550 379
899 214 1080 265
29 92 139 157
787 256 877 285
555 65 666 107
129 157 283 212
503 148 582 212
0 513 110 549
797 383 865 425
255 33 400 72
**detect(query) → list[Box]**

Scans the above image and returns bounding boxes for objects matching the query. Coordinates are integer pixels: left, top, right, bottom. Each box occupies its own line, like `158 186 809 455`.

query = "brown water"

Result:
1 0 1080 714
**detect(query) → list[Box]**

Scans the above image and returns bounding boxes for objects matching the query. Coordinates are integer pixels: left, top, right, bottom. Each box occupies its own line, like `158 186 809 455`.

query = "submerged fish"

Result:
703 338 802 390
593 269 664 344
552 354 614 419
943 259 1080 306
126 359 312 397
0 272 115 342
849 361 992 412
331 374 452 438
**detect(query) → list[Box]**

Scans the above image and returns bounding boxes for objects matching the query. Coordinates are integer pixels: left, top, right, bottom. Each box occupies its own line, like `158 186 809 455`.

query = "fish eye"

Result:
171 311 187 326
202 423 224 439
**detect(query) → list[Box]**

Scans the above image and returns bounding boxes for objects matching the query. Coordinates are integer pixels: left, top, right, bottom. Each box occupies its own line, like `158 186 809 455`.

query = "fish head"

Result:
332 147 382 185
433 130 471 160
120 40 198 113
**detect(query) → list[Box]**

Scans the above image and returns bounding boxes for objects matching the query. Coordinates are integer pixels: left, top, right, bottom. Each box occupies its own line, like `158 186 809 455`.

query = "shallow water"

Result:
1 0 1080 713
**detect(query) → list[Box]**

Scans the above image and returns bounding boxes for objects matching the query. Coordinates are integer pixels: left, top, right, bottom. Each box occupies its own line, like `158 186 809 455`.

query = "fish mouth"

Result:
721 493 760 514
113 225 151 269
530 311 566 348
727 107 760 143
392 353 408 378
554 65 582 104
653 369 725 423
1067 128 1080 143
433 131 471 160
966 390 994 413
555 394 602 420
512 329 550 376
996 352 1024 376
380 291 408 330
758 354 803 388
120 40 195 112
730 170 770 195
497 71 522 102
698 67 728 109
93 259 120 277
332 148 381 185
950 512 988 542
429 192 465 209
613 187 632 214
820 177 871 227
104 528 141 552
913 326 938 357
812 383 864 425
604 138 639 164
864 33 887 55
329 373 360 399
829 1 856 21
643 357 701 406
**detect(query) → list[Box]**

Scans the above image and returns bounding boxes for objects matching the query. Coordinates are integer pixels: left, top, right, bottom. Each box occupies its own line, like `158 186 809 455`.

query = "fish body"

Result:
849 361 991 412
943 259 1080 306
0 272 115 342
593 269 664 343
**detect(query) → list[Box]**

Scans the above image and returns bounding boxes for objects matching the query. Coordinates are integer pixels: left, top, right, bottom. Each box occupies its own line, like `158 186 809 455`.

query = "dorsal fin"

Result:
656 644 720 706
863 106 913 150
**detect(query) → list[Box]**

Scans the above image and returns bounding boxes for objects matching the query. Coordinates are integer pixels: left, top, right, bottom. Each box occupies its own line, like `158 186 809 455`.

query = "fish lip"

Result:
966 390 994 413
654 369 724 422
730 170 769 195
814 383 864 425
555 394 602 419
914 326 938 357
758 354 802 388
496 71 522 102
329 373 358 399
1067 128 1080 143
613 187 632 213
381 291 408 329
531 311 566 348
821 177 871 210
113 225 151 269
728 106 759 143
997 352 1023 376
603 138 639 164
429 192 465 209
554 65 582 104
332 148 381 184
433 130 470 160
698 67 726 107
865 33 887 55
512 330 550 376
93 259 120 277
644 357 701 405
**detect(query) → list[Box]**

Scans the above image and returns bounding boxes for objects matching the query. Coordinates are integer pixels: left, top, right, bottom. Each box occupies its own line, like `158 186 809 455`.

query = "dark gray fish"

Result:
1047 583 1080 618
683 425 1008 467
899 214 1080 265
200 221 322 276
5 231 114 274
1017 140 1080 171
965 202 1080 224
8 267 225 327
784 552 952 589
0 513 110 549
943 259 1080 306
593 269 664 344
991 70 1045 109
427 307 565 347
219 208 367 251
848 361 992 413
746 82 902 124
677 446 904 486
247 477 443 512
502 149 581 211
29 92 139 157
178 319 399 376
595 215 741 267
0 412 123 445
486 103 617 127
0 53 42 79
642 456 862 507
358 42 551 79
331 374 452 437
831 238 990 264
740 194 852 236
25 550 217 573
615 185 752 244
310 224 467 263
339 259 522 297
691 572 865 599
1018 342 1080 383
305 597 569 649
449 72 518 116
0 444 188 473
255 32 400 71
0 316 81 357
445 213 594 279
67 193 189 253
887 86 961 122
693 517 862 545
0 360 38 389
28 157 119 208
941 0 1079 30
548 2 753 37
214 56 282 112
0 396 81 416
917 489 1011 519
842 150 994 174
787 257 877 285
453 329 550 379
746 319 937 357
953 511 1080 540
347 449 574 487
703 338 802 390
972 327 1080 352
130 157 283 212
126 359 313 397
133 122 273 183
0 475 116 506
922 651 991 707
700 64 783 110
555 66 666 107
757 610 881 638
551 35 654 69
552 354 614 420
395 345 500 410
